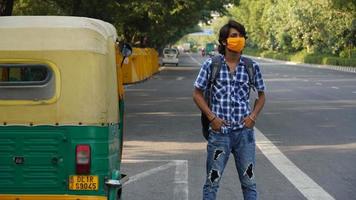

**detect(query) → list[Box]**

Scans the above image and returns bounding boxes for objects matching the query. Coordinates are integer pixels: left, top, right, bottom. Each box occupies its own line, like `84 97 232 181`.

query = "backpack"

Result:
201 55 256 140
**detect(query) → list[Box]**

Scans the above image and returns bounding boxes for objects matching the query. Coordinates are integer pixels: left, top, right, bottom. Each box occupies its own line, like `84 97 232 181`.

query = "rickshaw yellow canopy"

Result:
0 16 120 125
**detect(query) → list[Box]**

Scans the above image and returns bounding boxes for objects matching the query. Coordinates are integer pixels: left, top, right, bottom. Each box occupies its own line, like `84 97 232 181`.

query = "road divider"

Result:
118 48 159 84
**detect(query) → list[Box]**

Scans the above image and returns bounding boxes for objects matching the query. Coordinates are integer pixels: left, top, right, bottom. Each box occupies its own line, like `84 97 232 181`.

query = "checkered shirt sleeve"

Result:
253 61 266 92
194 58 212 91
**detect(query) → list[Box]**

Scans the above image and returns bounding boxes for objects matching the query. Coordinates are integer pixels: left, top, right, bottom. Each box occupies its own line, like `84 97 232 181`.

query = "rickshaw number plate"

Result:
69 175 99 190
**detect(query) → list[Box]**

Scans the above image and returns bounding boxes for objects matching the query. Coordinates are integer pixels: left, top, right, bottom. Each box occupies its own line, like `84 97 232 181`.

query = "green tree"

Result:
0 0 14 16
11 0 240 49
228 0 355 55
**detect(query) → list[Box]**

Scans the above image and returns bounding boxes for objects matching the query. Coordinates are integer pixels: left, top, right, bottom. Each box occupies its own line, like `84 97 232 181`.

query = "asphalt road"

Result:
121 52 356 200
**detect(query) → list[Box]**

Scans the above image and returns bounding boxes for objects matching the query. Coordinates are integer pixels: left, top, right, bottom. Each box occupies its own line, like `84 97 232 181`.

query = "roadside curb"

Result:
248 56 356 74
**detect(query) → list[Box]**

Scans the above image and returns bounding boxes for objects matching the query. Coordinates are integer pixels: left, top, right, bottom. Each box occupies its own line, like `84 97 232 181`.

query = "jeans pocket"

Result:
209 127 220 134
243 127 255 143
244 125 254 130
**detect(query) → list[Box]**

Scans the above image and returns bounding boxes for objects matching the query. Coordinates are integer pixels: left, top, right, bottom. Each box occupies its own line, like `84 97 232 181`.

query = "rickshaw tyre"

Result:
119 137 123 161
117 188 122 200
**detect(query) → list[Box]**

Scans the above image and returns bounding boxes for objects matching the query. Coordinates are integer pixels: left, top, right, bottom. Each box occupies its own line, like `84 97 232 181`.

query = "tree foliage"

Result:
228 0 355 56
6 0 239 49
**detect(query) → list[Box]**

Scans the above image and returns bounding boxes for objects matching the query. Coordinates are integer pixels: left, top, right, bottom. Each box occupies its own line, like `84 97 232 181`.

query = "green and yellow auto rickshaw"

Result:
0 16 131 200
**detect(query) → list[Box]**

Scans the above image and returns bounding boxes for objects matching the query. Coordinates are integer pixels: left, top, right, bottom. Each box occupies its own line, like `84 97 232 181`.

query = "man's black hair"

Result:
218 20 247 55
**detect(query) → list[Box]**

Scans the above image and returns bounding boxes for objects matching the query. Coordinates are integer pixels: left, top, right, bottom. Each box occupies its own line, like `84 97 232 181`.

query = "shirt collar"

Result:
221 54 245 68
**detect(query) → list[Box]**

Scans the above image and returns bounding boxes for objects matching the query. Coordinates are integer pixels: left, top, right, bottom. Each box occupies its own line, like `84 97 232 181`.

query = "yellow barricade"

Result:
119 48 159 84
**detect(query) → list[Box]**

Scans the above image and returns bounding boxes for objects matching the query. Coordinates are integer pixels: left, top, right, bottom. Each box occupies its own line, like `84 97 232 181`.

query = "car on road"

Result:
162 48 179 66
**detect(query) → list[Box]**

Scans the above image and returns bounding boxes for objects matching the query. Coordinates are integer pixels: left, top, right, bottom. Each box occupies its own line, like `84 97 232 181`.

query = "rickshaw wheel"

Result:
117 188 122 200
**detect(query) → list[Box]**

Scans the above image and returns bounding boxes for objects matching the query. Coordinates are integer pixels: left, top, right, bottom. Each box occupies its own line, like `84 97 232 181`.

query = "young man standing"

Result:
193 20 266 200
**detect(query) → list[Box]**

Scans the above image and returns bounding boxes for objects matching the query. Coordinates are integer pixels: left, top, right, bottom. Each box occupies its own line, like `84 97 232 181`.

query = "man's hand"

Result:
210 116 226 132
243 115 256 129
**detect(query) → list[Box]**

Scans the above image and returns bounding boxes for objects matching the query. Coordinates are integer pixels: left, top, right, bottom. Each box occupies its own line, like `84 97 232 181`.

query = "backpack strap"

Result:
241 56 256 92
206 55 222 107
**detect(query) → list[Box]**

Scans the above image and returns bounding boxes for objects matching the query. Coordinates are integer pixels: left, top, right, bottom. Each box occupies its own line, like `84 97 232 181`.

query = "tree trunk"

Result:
0 0 14 16
72 0 82 16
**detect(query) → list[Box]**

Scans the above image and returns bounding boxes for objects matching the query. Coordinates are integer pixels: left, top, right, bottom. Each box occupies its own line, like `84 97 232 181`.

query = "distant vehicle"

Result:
205 43 215 57
201 48 206 57
208 50 219 57
182 43 191 52
162 48 179 66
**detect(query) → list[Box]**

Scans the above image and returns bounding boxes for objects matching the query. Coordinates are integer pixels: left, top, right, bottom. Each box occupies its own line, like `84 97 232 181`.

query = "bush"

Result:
290 51 308 63
323 57 356 67
339 49 356 59
303 55 324 64
258 51 290 61
191 46 198 53
273 53 291 61
344 59 356 67
243 48 262 57
260 51 274 58
244 48 356 67
339 51 348 58
323 57 339 65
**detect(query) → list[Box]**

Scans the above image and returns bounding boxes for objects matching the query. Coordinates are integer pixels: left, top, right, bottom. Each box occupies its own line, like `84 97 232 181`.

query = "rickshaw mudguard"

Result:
106 170 129 200
0 194 107 200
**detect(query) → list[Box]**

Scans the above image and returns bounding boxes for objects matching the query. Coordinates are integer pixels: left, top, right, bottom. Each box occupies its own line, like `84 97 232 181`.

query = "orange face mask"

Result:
227 37 245 53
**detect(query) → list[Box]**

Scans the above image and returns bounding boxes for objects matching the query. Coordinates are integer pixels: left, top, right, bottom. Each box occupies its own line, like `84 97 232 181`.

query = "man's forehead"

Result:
229 28 240 35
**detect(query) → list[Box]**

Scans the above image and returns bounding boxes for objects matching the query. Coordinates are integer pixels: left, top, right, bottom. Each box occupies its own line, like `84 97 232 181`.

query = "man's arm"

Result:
193 88 215 121
193 88 226 131
244 91 266 128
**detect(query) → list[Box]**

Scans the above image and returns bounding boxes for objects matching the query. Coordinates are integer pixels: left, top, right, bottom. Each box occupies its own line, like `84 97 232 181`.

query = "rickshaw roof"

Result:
0 16 118 53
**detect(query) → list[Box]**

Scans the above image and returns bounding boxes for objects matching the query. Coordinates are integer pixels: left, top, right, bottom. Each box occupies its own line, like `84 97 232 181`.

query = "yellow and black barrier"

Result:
118 48 159 84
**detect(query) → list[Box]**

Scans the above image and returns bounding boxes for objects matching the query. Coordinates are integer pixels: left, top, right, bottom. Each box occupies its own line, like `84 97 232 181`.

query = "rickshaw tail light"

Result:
76 145 91 174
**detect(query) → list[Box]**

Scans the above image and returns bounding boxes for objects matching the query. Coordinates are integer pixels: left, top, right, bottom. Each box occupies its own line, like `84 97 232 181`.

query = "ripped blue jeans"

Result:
203 127 257 200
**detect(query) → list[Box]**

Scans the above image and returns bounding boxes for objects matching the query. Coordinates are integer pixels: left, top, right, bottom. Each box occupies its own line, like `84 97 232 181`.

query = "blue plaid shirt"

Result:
194 54 265 130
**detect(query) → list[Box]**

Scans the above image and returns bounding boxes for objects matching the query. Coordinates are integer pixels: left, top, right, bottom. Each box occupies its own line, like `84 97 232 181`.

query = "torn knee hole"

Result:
209 169 220 183
243 163 254 179
213 149 224 161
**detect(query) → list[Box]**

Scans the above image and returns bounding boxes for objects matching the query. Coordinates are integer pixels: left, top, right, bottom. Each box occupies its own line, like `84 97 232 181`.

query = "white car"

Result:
162 48 179 66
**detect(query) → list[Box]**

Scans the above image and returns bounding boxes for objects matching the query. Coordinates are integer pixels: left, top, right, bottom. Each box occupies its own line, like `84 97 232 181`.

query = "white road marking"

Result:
315 82 322 86
331 86 339 89
176 76 184 81
123 161 175 185
173 160 189 200
352 91 356 94
255 128 335 200
188 53 203 65
123 159 189 200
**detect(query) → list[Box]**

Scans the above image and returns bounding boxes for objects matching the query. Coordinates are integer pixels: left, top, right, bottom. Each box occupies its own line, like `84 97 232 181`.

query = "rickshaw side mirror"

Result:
120 43 132 57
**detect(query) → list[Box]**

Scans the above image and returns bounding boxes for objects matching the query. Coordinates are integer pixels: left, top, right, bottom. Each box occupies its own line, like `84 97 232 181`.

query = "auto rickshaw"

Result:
0 16 131 200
